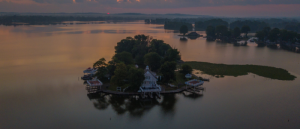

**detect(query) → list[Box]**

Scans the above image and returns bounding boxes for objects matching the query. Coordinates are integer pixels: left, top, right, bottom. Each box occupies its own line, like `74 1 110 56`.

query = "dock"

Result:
86 85 204 96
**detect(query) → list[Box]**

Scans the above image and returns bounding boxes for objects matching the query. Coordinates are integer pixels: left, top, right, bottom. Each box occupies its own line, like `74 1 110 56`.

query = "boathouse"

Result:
139 66 161 98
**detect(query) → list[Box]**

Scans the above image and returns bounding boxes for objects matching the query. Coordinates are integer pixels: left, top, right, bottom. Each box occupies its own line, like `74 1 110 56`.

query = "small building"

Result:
139 66 161 98
185 79 204 87
185 79 204 93
185 74 192 79
87 79 103 87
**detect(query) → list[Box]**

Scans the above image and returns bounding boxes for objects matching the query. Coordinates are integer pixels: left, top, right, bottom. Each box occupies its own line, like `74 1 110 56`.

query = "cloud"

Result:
0 0 300 17
3 0 300 8
32 0 85 4
81 0 300 9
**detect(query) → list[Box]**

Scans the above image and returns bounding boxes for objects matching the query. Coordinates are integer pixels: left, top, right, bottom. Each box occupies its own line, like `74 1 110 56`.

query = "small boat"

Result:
81 74 93 80
83 67 97 74
180 37 187 41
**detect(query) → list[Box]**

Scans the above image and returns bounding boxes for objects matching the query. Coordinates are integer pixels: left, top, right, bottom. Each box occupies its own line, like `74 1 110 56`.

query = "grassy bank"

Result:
185 61 296 81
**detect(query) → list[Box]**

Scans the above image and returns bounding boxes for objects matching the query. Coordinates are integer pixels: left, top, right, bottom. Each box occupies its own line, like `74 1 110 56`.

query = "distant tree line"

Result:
160 18 300 33
164 21 193 30
255 27 300 43
195 19 228 30
205 24 251 42
0 15 143 26
145 18 170 24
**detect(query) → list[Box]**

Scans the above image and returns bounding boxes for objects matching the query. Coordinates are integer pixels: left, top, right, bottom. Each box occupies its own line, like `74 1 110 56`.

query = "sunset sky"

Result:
1 0 300 17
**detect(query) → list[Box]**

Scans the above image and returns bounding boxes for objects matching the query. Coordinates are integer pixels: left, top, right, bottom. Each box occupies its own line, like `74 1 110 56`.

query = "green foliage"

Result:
93 58 107 68
232 27 241 38
280 29 297 42
160 61 177 82
107 61 116 76
241 25 251 37
95 67 108 80
149 39 171 57
268 28 280 42
206 25 216 38
230 20 269 32
164 48 181 62
134 54 144 67
263 27 271 36
93 58 108 79
128 67 145 91
215 25 228 37
180 25 189 35
115 37 136 54
195 19 228 30
110 63 128 86
180 64 193 75
164 21 193 30
134 34 149 42
255 31 265 41
185 61 296 81
112 51 134 65
144 52 162 71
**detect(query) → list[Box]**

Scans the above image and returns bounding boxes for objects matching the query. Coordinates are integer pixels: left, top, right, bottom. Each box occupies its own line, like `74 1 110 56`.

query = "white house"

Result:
139 66 161 98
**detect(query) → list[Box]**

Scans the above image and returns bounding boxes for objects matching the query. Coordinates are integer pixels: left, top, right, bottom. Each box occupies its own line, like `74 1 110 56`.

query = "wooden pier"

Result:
86 85 204 96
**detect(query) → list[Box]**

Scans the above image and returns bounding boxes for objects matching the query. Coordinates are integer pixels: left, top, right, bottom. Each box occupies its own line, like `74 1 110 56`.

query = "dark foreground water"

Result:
0 21 300 129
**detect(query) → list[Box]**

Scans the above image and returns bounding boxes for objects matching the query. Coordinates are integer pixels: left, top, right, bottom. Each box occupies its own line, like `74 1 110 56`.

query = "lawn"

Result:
184 61 296 81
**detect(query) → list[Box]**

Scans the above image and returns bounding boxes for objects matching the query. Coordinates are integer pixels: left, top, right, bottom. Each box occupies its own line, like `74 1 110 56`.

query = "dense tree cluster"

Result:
195 19 228 30
230 20 269 32
179 25 189 35
94 35 182 91
164 21 193 30
205 24 253 42
255 27 300 43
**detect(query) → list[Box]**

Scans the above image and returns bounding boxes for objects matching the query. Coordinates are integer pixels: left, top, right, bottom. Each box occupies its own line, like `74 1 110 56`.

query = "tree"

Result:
134 54 144 67
149 39 171 57
110 63 128 86
297 34 300 40
255 31 265 41
268 28 280 42
93 58 108 79
215 25 228 37
206 25 215 38
144 52 162 71
180 25 188 35
114 37 136 54
263 27 271 36
241 25 251 38
196 19 228 30
164 48 181 62
180 64 193 75
128 67 145 91
93 58 107 68
112 51 134 65
160 61 177 83
232 27 241 38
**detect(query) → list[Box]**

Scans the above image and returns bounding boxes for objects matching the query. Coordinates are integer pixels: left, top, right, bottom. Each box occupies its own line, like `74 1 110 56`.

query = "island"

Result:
82 34 296 98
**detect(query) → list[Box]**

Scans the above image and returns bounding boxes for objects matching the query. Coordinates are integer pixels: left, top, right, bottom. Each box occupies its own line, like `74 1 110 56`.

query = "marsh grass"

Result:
185 61 296 81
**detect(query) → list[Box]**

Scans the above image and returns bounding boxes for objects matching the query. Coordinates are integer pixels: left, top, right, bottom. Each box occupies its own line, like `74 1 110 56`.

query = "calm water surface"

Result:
0 21 300 129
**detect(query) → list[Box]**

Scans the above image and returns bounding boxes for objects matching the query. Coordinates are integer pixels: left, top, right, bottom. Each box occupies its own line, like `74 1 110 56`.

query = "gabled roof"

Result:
144 66 158 79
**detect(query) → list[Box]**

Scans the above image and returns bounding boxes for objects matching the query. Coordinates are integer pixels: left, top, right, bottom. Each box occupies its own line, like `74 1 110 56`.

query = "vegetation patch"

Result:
184 61 296 81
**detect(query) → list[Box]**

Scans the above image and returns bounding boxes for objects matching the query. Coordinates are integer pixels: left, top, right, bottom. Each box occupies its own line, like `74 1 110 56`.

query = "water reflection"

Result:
87 93 192 117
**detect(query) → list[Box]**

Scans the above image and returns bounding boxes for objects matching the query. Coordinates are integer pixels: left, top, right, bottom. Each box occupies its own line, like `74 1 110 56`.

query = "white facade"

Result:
140 66 161 95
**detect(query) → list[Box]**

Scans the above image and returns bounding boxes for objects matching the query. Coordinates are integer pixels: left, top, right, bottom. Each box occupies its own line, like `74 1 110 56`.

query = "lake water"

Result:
0 21 300 129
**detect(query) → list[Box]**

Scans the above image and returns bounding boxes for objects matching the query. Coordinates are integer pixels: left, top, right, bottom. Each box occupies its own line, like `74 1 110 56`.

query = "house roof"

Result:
144 66 158 79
